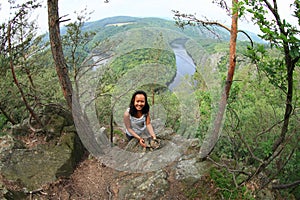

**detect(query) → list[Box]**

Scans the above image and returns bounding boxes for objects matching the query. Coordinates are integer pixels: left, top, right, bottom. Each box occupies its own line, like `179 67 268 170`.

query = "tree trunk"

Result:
47 0 73 109
0 103 16 125
259 0 296 154
272 42 294 152
199 0 239 159
7 22 43 127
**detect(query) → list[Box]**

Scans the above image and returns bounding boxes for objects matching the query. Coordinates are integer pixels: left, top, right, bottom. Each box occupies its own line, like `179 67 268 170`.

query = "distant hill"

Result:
79 16 265 45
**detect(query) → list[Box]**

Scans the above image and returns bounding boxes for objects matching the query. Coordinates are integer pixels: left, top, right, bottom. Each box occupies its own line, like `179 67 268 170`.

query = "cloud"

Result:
1 0 298 34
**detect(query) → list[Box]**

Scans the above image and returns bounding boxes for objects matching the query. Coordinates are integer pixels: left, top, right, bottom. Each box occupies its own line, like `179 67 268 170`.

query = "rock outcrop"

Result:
1 117 212 199
0 106 84 199
109 120 212 199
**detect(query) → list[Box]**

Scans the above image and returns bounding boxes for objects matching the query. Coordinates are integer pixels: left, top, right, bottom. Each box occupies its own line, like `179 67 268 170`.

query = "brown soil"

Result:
28 153 195 200
41 155 121 200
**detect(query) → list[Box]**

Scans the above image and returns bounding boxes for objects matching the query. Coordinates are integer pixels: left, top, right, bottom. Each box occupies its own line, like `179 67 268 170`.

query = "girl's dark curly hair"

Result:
129 90 149 117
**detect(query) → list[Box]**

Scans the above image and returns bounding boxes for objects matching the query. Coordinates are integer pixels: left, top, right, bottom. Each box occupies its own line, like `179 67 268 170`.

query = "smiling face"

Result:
134 94 146 111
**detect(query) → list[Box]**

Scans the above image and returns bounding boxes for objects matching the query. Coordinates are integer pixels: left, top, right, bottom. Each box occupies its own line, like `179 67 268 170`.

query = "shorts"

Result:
126 133 134 141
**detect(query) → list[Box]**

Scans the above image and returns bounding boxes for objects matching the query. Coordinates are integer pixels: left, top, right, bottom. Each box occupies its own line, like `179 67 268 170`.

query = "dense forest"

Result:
0 0 299 199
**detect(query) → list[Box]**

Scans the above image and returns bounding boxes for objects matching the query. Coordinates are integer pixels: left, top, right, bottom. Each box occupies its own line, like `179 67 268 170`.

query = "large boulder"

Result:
0 131 84 199
0 104 83 199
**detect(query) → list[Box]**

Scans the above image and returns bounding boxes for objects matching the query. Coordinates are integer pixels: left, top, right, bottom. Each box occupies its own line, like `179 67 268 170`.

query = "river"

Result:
168 38 196 91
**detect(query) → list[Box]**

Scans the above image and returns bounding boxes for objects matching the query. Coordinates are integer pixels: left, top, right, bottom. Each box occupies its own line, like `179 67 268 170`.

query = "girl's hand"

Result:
139 138 146 147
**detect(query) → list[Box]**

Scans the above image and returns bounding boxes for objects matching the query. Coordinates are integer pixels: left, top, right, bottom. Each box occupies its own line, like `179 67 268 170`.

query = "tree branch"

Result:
272 180 300 190
172 10 254 48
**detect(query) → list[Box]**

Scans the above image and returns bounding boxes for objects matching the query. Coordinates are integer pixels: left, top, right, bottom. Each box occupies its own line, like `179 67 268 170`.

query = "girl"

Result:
123 90 157 147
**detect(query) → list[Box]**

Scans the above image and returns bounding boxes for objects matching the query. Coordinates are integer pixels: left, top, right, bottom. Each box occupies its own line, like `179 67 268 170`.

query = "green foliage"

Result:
211 44 299 196
90 16 230 45
62 9 96 74
243 0 300 52
96 94 112 126
1 11 299 198
113 129 125 137
280 147 300 197
245 44 288 91
0 0 62 126
194 90 212 141
0 114 7 130
0 53 9 76
110 48 176 78
216 63 285 155
154 91 181 130
209 168 254 200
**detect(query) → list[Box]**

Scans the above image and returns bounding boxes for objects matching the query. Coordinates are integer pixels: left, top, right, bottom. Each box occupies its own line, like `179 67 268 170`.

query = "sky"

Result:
0 0 298 34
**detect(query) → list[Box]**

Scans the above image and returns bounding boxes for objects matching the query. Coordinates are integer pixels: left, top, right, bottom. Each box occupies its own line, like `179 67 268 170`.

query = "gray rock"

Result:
0 132 84 192
118 170 169 200
174 156 211 185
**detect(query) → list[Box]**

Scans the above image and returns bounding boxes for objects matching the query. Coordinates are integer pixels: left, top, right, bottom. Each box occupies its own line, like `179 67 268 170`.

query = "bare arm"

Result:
123 110 146 147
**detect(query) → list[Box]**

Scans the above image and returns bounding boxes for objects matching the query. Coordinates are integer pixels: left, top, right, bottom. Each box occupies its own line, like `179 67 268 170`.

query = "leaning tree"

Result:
174 0 300 193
